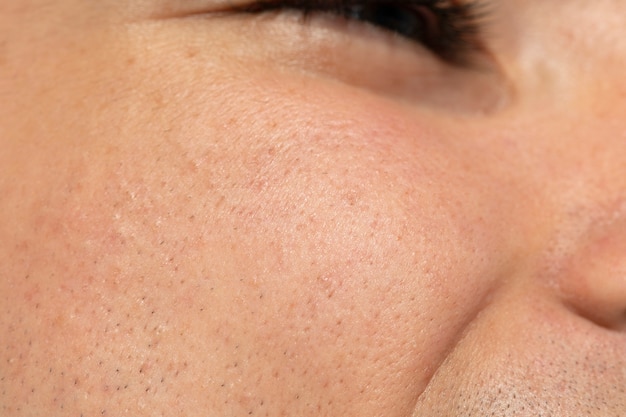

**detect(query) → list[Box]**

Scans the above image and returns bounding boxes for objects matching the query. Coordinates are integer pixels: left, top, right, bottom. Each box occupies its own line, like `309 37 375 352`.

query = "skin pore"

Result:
1 0 625 415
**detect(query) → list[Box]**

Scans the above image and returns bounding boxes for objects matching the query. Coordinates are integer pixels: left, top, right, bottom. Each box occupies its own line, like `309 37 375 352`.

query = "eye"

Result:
343 3 434 40
231 0 487 65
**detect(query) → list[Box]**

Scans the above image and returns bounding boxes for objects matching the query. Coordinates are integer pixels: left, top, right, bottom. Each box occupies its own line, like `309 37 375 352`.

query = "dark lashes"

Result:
228 0 488 65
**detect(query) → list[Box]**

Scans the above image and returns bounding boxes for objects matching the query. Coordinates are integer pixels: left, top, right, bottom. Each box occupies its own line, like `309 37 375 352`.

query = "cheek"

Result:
1 50 521 415
85 77 519 411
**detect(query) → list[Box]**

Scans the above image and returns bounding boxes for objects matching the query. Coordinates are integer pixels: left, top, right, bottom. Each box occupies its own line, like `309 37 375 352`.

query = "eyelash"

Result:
232 0 487 65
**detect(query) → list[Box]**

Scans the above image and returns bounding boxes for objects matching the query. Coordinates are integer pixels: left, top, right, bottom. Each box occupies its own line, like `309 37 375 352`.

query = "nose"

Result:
548 211 626 332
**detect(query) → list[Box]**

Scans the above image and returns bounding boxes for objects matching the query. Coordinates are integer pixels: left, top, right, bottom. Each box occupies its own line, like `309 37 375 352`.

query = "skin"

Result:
1 0 625 415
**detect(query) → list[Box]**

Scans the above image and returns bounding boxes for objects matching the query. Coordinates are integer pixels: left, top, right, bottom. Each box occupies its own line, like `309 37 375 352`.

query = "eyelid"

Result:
229 0 490 66
146 0 509 113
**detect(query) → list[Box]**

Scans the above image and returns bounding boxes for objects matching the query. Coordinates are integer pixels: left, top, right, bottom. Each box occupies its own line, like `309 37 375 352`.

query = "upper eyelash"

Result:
228 0 488 65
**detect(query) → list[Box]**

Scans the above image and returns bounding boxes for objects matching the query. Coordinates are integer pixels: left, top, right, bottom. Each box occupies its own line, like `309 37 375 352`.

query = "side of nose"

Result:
550 215 626 332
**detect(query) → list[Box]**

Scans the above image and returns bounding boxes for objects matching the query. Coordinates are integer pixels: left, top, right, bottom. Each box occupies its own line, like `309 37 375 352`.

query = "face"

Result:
1 0 625 415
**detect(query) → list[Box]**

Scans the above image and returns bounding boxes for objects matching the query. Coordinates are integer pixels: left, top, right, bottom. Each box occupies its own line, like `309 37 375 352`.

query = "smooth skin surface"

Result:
1 0 625 415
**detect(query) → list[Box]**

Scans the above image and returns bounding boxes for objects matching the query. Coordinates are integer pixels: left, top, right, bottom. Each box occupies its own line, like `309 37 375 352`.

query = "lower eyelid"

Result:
238 0 489 65
215 11 507 111
152 3 509 113
253 10 444 66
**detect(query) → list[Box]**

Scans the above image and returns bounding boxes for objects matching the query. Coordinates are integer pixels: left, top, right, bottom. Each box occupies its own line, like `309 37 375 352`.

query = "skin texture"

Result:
0 0 625 415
